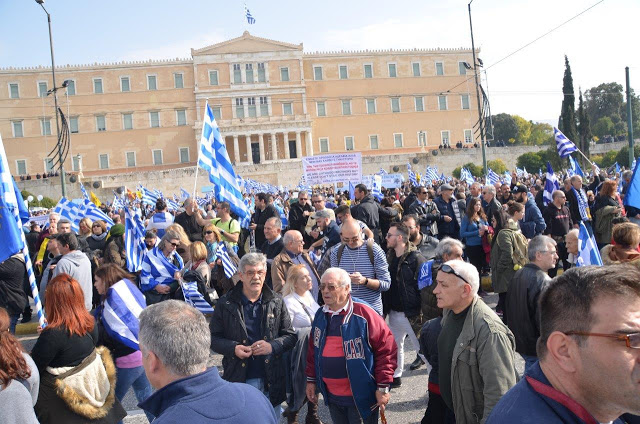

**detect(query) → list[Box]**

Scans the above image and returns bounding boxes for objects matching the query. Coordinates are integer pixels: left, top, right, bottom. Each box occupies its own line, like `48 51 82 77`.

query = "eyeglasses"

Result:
243 270 266 277
169 242 180 248
205 231 214 234
319 284 342 292
565 331 640 349
385 233 400 239
299 198 308 201
440 263 471 286
342 235 361 243
419 192 428 195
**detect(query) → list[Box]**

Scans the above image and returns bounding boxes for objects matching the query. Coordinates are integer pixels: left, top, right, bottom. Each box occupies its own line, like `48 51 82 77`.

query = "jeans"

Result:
387 310 426 378
9 313 19 334
115 365 154 423
246 377 282 418
521 354 538 376
328 402 378 424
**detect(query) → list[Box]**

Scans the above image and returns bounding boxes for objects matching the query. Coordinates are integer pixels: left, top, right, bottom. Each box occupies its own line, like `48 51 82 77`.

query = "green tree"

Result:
615 146 640 168
584 82 624 125
512 115 532 144
40 197 56 209
516 152 545 172
621 88 640 137
491 113 518 144
453 162 483 178
598 150 618 168
559 56 578 145
592 116 615 139
529 122 554 145
487 159 507 174
577 89 592 163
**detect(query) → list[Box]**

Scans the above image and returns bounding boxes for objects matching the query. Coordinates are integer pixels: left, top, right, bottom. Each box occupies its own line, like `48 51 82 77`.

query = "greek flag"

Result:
544 162 560 206
377 168 388 175
503 172 512 186
372 175 383 201
181 281 214 315
568 156 583 177
82 200 114 229
460 167 474 185
79 182 89 200
576 221 603 266
198 102 249 223
101 279 146 350
53 197 82 233
180 187 190 200
515 167 524 177
245 4 255 24
141 187 159 206
140 246 184 292
615 162 621 174
166 198 179 212
571 186 591 221
0 134 45 326
125 207 148 273
216 243 237 278
417 260 434 290
486 169 500 186
407 163 418 186
426 166 440 183
554 127 578 158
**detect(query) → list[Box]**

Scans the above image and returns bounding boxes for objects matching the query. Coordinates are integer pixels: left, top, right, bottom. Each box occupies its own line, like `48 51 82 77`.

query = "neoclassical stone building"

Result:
0 31 479 177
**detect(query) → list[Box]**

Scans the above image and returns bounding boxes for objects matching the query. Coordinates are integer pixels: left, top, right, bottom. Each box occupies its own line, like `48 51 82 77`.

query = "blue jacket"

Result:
306 297 397 420
459 216 487 246
487 362 628 424
139 367 277 424
434 196 461 237
519 197 546 239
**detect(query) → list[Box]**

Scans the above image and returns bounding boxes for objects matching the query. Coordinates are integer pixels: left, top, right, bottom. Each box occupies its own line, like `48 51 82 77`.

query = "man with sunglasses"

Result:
434 260 517 423
488 265 640 424
288 192 314 234
406 187 440 237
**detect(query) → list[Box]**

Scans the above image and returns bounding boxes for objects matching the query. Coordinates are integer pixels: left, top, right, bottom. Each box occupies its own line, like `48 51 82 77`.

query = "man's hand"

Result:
234 344 253 359
174 271 182 281
306 382 318 403
249 223 257 231
251 341 273 356
443 215 452 222
35 259 43 267
349 272 365 286
155 284 171 294
303 211 310 217
376 390 390 412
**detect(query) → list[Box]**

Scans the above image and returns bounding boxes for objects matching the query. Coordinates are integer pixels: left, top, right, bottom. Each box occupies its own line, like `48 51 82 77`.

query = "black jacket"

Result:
566 175 601 225
505 263 550 357
288 201 313 233
252 204 279 248
382 245 426 317
414 232 439 260
482 196 502 223
407 199 440 236
0 255 27 315
210 283 297 406
351 195 380 231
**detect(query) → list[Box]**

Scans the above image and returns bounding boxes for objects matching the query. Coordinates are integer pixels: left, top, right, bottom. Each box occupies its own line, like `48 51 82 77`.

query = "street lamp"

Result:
35 0 66 196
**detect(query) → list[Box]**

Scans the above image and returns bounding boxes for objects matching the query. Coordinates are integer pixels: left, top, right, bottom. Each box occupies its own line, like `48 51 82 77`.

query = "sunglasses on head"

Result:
440 263 471 286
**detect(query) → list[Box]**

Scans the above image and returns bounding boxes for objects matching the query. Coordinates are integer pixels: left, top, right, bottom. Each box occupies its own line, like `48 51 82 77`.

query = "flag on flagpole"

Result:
554 127 578 158
407 163 418 186
624 159 640 210
426 166 440 183
102 279 146 350
82 200 114 228
181 281 214 315
79 183 89 201
460 168 474 185
515 167 524 177
377 167 388 175
53 197 82 233
486 169 500 185
180 188 190 200
125 207 148 273
141 187 159 206
244 4 256 24
90 191 101 207
576 221 603 266
372 175 383 201
503 172 512 185
543 162 560 207
216 243 237 278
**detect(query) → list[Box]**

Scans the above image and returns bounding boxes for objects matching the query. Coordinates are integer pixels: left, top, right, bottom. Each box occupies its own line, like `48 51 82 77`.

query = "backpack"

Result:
510 230 529 268
336 238 375 266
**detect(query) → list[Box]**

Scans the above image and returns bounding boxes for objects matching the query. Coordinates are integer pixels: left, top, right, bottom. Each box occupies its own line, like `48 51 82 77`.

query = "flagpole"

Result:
574 148 595 168
193 101 207 200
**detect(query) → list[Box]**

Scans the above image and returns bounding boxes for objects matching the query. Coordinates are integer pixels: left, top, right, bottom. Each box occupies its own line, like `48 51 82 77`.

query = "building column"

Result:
284 132 290 159
271 133 278 161
245 134 252 164
233 135 240 164
306 130 314 156
258 133 265 163
295 131 302 159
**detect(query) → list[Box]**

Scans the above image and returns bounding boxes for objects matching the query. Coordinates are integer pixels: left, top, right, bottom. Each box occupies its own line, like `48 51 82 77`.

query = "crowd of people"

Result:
2 163 640 424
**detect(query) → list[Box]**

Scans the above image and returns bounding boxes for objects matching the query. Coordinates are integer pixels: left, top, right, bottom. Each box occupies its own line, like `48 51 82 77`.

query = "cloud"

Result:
116 30 227 61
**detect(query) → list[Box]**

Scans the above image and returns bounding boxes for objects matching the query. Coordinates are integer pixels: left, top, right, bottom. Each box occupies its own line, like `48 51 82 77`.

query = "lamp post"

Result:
35 0 66 196
468 0 487 175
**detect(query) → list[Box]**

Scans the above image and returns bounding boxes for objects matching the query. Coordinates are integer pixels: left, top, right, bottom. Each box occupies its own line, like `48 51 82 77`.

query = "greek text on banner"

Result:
302 153 362 186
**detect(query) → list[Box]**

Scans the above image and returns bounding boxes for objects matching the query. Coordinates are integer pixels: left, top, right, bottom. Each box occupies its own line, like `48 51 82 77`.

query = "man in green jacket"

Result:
433 260 518 423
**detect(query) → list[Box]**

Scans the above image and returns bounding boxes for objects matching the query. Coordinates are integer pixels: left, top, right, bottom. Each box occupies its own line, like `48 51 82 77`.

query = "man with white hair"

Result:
434 260 518 423
481 185 501 222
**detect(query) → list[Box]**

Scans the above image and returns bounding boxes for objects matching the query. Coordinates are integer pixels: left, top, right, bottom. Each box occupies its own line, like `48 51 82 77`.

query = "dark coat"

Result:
252 204 279 248
0 255 27 316
519 197 546 239
407 199 440 236
434 196 461 238
382 244 426 317
351 194 380 231
482 196 502 223
209 283 297 406
288 201 313 233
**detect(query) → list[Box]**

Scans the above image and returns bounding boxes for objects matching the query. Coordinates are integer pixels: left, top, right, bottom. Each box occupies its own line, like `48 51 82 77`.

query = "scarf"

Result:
571 187 591 221
90 232 108 242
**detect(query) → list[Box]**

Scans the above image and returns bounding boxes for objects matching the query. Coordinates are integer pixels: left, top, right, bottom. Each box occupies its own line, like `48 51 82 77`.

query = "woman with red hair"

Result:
31 274 125 424
0 307 39 423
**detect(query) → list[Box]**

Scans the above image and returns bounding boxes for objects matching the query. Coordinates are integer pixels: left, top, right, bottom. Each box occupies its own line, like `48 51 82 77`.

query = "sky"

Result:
1 0 638 124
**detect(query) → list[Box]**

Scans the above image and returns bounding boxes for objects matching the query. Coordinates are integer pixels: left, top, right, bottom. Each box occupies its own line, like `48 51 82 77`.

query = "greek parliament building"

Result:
0 31 479 178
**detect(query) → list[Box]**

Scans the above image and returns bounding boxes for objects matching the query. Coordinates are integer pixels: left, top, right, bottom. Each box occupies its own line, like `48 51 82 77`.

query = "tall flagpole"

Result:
193 101 207 200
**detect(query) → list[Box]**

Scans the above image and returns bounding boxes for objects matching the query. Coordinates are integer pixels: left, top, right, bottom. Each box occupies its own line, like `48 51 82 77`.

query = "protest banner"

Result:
302 153 362 186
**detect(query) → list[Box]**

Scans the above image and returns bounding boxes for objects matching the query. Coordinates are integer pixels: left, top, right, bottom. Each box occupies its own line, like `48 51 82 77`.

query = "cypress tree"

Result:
560 56 579 146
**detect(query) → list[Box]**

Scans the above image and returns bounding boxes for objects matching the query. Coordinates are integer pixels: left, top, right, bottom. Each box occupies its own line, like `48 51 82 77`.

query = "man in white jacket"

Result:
51 232 93 310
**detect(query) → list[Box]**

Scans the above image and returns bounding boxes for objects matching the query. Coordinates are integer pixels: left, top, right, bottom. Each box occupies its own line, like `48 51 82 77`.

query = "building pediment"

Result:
192 31 302 56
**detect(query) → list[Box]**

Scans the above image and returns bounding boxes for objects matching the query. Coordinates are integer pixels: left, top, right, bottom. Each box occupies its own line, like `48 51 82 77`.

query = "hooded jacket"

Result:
382 243 426 317
519 197 546 239
52 250 93 311
351 194 380 231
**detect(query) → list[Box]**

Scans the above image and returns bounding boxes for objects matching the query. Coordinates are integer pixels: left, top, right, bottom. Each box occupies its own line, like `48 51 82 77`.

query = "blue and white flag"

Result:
79 183 89 201
141 187 159 206
53 197 82 233
82 200 114 229
101 279 146 350
166 198 180 212
554 127 578 158
377 168 388 176
543 162 560 207
460 168 474 185
503 172 512 186
140 246 184 292
125 207 148 273
486 169 500 186
417 260 434 290
372 175 383 201
576 221 603 267
216 243 237 278
624 158 640 210
198 102 250 223
407 163 418 186
244 4 255 24
180 188 190 201
181 281 214 315
349 181 355 201
515 167 524 177
615 162 621 175
426 166 440 183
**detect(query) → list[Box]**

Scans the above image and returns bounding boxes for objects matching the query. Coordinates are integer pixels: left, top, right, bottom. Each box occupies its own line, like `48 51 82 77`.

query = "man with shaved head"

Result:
175 197 204 242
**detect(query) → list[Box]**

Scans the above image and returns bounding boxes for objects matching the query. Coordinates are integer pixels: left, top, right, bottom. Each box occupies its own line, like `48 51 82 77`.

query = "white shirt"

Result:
284 291 320 330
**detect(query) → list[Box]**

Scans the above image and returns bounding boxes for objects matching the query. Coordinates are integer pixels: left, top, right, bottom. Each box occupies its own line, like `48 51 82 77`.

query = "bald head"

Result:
340 220 362 248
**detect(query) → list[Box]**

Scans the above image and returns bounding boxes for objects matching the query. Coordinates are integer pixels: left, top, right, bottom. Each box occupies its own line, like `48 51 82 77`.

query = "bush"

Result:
40 197 56 209
487 159 507 174
516 152 545 172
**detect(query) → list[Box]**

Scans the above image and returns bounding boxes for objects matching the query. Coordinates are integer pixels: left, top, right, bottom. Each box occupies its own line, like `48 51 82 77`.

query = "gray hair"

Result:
138 300 210 376
283 230 301 246
623 170 633 181
158 229 183 251
484 185 496 195
321 267 351 290
444 260 480 295
239 252 267 272
528 235 556 261
265 216 282 229
435 237 464 260
566 228 579 240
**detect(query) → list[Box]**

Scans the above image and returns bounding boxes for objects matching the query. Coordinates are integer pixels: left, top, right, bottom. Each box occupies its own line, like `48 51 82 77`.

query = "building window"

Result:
282 102 293 116
65 80 76 95
415 96 424 112
319 137 329 153
44 158 54 173
152 149 163 165
412 62 421 77
418 131 427 147
120 76 130 92
72 155 81 172
99 154 109 169
341 99 351 116
179 147 190 163
391 97 400 113
212 106 222 121
464 129 473 143
313 66 323 81
435 62 444 76
369 135 379 149
122 113 133 130
316 101 326 117
364 64 373 79
259 97 268 116
96 115 106 132
438 95 448 111
9 83 19 99
38 81 48 97
40 118 52 136
233 64 242 84
174 73 184 89
345 136 354 151
394 133 403 148
366 98 376 114
12 121 23 138
280 67 290 82
461 94 470 110
149 111 160 128
93 78 103 94
176 109 187 126
388 63 397 78
441 131 450 145
126 151 136 167
16 160 27 176
235 98 244 118
147 75 157 90
257 63 266 82
246 64 254 83
209 70 219 86
69 116 79 133
248 97 257 117
459 62 467 75
339 65 348 80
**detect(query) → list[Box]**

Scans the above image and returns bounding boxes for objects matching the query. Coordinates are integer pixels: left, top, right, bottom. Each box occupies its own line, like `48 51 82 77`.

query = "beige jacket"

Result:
271 250 321 294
